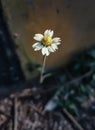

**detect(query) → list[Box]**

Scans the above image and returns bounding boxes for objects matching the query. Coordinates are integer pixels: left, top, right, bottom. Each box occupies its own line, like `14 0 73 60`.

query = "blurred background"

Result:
1 0 95 80
0 1 95 130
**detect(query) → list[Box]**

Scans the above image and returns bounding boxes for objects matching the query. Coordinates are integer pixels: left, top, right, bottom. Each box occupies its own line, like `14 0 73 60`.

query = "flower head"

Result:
32 29 61 56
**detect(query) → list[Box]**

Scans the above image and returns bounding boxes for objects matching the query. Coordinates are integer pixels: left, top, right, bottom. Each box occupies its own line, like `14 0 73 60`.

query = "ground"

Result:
0 47 95 130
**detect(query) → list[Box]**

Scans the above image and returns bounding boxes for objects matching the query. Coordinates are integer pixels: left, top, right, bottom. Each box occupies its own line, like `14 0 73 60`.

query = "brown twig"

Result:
0 110 12 119
0 117 11 130
13 98 18 130
29 103 44 116
63 108 85 130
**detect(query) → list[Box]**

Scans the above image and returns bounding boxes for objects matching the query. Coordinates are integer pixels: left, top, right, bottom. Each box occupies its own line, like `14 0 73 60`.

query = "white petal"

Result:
42 47 50 56
34 34 43 41
32 42 43 51
53 37 61 45
32 42 41 48
46 48 50 56
44 30 50 36
34 45 43 51
51 44 58 50
44 29 54 37
42 47 47 55
48 46 54 52
55 42 61 45
49 30 54 37
53 37 61 43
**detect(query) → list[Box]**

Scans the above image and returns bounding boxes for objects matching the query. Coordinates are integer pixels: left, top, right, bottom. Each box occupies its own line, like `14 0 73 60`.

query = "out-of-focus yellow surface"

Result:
2 0 95 68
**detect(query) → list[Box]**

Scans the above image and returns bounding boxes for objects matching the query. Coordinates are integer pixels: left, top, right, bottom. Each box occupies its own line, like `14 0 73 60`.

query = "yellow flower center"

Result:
42 36 53 46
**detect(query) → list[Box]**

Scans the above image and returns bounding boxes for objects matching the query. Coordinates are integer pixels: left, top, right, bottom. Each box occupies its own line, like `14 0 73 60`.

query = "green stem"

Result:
40 55 47 83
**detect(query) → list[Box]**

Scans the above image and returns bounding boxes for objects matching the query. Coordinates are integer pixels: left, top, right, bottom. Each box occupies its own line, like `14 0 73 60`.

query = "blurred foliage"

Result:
25 47 95 116
56 47 95 116
45 47 95 115
26 61 41 72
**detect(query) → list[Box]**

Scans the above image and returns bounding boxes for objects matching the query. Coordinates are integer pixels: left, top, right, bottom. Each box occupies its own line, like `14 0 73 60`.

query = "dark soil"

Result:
0 46 95 130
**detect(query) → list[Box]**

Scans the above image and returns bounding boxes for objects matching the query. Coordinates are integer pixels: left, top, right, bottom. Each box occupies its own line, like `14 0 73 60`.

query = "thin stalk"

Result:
40 55 47 83
63 108 84 130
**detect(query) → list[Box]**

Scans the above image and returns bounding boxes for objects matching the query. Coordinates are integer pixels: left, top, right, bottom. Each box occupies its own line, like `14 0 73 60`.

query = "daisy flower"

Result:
32 29 61 56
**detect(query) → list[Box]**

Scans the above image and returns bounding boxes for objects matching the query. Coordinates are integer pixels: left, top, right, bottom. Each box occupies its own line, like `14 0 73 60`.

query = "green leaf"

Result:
69 104 79 117
88 50 95 58
74 64 80 70
80 85 87 93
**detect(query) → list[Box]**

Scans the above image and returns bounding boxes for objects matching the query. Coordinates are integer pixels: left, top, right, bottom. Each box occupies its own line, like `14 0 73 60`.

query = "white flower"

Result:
32 29 61 56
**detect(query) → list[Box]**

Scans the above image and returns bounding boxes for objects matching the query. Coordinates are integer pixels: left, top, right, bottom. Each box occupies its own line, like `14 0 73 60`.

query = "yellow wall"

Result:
2 0 95 68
